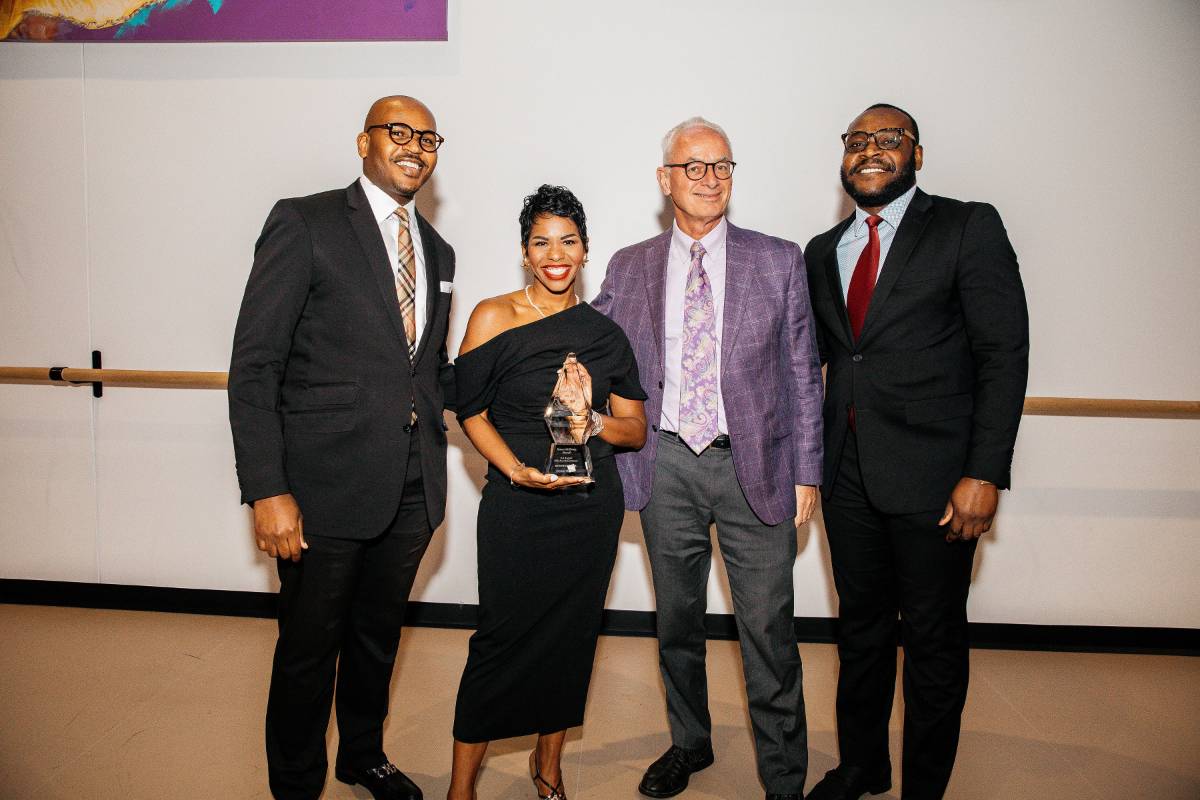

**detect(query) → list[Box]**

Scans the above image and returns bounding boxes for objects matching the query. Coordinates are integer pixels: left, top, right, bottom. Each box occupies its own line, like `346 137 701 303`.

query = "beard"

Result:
840 156 917 209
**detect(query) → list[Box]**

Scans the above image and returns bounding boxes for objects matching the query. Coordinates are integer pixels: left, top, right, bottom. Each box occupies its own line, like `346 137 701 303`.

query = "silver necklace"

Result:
524 284 579 319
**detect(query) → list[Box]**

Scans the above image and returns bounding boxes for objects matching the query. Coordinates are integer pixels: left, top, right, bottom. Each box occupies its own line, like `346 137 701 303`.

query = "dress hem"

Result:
452 717 586 744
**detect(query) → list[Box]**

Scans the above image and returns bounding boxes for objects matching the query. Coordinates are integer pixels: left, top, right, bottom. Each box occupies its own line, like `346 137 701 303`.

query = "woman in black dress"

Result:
446 186 647 800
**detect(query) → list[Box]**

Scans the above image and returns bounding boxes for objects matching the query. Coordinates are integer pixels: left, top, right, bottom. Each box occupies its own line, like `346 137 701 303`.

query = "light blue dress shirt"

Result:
835 184 918 300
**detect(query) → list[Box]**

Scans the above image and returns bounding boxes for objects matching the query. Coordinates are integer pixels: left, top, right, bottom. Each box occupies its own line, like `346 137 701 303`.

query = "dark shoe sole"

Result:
816 783 892 800
638 783 687 799
333 768 357 786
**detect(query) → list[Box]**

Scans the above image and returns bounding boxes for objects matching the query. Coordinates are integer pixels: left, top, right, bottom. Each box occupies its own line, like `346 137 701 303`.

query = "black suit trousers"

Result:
822 429 976 800
266 435 433 800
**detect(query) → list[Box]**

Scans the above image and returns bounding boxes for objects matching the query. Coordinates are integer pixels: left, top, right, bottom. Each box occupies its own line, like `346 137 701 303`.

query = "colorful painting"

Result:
2 0 447 42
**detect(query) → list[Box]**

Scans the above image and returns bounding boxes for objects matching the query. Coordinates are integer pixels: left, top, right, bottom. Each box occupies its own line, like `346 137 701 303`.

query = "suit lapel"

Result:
858 188 933 345
721 223 752 372
823 215 855 350
346 181 409 348
643 232 671 374
412 210 442 367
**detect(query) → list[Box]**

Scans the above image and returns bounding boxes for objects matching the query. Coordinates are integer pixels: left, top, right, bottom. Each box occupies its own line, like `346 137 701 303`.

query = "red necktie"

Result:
846 215 883 341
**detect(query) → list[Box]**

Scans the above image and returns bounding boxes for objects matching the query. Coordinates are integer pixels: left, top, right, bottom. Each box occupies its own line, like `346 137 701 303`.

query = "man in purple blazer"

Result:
592 117 823 800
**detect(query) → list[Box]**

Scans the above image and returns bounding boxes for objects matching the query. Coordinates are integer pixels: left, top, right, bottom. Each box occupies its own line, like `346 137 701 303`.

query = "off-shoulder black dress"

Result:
451 302 646 742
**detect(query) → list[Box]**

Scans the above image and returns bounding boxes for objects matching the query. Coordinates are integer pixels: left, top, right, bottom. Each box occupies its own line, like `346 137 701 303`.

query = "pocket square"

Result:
440 281 453 293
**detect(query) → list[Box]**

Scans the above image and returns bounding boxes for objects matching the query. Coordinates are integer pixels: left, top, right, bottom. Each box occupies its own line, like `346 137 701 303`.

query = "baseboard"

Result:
1 579 1195 656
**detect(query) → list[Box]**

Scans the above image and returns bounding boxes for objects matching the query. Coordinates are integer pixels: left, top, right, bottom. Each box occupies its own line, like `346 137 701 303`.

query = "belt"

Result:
660 430 731 449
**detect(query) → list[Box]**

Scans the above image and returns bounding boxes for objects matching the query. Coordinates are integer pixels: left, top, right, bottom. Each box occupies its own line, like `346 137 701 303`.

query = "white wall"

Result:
2 0 1198 628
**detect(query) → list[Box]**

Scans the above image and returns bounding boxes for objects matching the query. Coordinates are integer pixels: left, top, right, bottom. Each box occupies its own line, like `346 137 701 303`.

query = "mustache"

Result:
851 157 895 174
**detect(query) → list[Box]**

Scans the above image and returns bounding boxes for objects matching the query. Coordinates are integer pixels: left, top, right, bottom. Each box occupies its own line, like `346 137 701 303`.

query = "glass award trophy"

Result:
543 353 596 482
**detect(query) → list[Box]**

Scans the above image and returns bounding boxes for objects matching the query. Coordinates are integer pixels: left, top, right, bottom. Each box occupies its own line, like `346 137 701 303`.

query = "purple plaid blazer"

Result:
592 222 823 526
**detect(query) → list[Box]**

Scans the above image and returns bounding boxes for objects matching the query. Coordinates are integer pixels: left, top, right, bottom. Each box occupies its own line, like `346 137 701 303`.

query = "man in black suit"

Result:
803 104 1028 800
228 95 455 800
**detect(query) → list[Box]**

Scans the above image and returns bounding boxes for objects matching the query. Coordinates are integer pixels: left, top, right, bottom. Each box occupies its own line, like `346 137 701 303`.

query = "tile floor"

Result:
0 605 1196 799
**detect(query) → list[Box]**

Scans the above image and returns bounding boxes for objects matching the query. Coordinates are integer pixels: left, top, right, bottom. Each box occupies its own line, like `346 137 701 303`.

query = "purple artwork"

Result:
2 0 447 42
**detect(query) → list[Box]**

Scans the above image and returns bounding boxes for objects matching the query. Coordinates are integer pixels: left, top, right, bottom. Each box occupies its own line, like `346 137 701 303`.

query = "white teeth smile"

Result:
394 159 422 169
859 167 886 174
543 267 570 278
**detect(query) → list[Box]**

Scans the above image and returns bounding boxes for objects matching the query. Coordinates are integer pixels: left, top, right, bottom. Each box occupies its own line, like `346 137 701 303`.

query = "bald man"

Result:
229 96 456 800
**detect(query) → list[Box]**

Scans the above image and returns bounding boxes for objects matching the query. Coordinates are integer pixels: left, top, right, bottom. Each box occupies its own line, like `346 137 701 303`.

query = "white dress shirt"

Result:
661 216 729 435
359 175 427 351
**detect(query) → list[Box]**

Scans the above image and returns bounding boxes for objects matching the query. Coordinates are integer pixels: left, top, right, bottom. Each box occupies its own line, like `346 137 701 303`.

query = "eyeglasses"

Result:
841 128 916 153
663 160 737 181
365 122 445 152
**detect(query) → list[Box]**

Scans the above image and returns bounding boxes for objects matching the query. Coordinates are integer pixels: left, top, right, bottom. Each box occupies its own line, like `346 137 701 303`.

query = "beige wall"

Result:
2 0 1197 627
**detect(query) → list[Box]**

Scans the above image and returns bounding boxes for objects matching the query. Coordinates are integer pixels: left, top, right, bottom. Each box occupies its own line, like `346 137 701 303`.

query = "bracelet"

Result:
508 461 526 486
590 410 605 436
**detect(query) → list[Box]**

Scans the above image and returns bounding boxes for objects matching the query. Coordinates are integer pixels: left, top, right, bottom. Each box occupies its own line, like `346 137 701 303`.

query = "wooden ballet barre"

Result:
1 366 1198 419
1021 397 1199 420
0 366 227 390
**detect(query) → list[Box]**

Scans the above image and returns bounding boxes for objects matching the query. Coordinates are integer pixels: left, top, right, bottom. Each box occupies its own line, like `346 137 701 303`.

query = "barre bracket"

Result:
47 350 103 397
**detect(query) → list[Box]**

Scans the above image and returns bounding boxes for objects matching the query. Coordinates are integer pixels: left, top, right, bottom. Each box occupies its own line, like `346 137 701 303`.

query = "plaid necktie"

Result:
394 205 418 362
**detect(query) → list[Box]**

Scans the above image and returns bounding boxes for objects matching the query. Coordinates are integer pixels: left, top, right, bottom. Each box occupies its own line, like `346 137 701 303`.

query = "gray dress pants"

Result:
641 431 808 795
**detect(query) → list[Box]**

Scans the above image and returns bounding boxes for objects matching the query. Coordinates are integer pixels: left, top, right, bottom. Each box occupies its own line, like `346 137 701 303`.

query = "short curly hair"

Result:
863 103 920 144
519 184 588 252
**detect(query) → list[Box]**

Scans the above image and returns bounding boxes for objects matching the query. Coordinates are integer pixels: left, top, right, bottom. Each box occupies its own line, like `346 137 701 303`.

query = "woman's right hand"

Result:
510 464 591 490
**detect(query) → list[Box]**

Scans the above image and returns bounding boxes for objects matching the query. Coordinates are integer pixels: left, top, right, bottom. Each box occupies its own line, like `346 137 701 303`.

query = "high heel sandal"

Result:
528 750 567 800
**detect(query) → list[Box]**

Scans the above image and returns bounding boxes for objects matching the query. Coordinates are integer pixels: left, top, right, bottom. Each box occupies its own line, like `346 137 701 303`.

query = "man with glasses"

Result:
803 104 1028 800
229 95 454 800
593 117 823 800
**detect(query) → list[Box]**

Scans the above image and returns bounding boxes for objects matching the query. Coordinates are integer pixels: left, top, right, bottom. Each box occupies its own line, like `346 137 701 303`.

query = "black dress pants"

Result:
822 429 977 800
266 437 433 800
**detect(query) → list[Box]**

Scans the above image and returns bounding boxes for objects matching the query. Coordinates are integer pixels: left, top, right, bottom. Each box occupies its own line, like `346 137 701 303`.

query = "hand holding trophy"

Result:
544 353 599 482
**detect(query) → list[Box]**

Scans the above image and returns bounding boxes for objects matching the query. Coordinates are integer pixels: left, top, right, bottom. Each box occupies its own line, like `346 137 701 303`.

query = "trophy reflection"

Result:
544 353 597 482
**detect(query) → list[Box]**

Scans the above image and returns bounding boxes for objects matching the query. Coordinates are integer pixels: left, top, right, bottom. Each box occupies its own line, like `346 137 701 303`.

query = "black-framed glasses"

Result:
663 160 737 181
365 122 445 152
841 128 915 153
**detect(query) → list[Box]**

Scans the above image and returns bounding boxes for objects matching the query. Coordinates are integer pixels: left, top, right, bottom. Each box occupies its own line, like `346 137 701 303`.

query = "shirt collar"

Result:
672 215 728 258
359 175 413 225
853 183 917 235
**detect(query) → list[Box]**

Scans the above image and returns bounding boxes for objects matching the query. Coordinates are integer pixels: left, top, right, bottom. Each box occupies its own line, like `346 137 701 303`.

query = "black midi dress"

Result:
451 302 647 742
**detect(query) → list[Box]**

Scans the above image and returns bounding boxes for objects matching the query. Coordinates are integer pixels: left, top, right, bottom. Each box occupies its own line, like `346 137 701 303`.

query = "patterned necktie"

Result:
394 205 418 362
678 241 719 454
846 214 883 340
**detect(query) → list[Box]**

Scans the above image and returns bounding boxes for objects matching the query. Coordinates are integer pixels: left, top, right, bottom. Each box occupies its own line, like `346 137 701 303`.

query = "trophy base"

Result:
545 443 594 483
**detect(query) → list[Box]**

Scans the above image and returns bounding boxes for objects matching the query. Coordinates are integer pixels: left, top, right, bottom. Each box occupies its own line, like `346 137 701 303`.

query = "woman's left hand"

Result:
555 359 593 415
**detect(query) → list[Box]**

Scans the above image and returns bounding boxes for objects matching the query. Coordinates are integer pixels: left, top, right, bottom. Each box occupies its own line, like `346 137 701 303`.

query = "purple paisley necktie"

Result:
678 241 719 454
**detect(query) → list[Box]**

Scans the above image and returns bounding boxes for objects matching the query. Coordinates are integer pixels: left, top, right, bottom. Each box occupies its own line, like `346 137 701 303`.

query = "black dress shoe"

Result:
638 743 715 798
805 765 890 800
335 761 423 800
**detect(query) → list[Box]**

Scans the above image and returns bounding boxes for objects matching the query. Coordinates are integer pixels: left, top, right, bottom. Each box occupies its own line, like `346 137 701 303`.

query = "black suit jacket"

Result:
229 180 455 537
804 189 1028 514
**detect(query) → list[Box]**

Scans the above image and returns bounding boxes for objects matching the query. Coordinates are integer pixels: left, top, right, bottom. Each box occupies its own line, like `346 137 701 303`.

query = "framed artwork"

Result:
2 0 447 42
